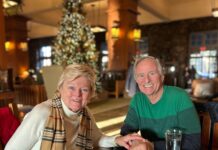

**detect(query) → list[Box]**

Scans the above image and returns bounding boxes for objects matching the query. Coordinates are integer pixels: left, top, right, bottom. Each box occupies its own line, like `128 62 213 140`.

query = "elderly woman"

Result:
5 64 144 150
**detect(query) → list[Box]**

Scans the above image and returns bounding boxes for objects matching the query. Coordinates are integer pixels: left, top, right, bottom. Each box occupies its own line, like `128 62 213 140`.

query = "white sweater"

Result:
5 99 117 150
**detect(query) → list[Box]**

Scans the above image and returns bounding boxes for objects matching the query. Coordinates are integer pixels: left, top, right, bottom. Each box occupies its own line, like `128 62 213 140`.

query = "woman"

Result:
5 64 144 150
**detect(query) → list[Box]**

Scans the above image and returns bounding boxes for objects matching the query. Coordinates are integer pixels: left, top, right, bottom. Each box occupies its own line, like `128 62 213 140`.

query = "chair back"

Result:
41 65 63 99
206 102 218 149
0 107 20 147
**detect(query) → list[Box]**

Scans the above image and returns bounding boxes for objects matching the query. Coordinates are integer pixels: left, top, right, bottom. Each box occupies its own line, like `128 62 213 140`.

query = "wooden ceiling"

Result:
9 0 214 39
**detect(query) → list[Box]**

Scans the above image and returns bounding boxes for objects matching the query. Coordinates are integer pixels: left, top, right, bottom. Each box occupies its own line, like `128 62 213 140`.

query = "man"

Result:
121 56 201 150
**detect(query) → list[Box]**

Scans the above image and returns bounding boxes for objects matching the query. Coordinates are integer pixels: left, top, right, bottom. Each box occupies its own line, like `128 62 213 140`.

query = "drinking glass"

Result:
165 129 182 150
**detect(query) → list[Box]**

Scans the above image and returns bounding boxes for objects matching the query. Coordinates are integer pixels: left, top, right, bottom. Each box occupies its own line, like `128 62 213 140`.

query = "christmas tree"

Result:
52 0 101 91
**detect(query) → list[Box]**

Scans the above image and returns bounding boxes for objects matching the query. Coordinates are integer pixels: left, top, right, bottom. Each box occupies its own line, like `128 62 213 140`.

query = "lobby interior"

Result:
1 0 218 149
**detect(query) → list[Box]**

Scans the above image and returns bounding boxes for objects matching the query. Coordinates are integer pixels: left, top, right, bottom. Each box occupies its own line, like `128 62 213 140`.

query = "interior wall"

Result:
141 16 218 87
5 15 29 77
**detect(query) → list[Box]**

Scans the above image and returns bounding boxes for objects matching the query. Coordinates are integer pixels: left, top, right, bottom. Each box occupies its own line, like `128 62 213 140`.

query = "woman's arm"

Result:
5 101 50 150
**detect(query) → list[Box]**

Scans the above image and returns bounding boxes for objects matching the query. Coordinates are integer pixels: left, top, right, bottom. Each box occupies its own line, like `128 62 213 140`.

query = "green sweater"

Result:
121 86 201 150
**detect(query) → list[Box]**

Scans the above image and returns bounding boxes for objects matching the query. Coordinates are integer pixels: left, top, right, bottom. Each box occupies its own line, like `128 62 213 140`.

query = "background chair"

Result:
41 65 63 99
111 80 125 99
206 101 218 150
0 107 20 148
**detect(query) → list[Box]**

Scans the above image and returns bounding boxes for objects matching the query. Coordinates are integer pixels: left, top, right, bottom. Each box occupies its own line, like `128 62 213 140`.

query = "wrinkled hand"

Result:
115 133 145 150
130 140 154 150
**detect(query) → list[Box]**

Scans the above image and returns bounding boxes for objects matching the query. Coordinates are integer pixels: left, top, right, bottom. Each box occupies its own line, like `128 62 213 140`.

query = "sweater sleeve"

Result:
120 105 139 136
177 92 201 150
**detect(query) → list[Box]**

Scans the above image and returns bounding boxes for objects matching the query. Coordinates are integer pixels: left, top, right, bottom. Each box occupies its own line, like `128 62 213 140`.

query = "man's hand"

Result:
130 140 154 150
115 133 145 150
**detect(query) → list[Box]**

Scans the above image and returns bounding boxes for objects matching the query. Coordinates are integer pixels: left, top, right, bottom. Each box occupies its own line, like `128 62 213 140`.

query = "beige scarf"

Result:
40 96 93 150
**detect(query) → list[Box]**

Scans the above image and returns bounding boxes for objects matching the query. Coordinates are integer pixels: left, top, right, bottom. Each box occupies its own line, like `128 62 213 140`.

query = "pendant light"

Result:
90 2 106 33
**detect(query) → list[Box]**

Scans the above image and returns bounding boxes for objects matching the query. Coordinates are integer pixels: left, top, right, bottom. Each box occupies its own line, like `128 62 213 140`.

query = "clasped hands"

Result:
115 133 154 150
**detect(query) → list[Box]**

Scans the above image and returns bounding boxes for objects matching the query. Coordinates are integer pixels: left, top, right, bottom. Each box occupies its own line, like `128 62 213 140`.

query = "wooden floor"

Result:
88 98 130 136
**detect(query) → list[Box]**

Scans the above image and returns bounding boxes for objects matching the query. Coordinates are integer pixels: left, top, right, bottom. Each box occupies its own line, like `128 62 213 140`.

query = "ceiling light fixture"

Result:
90 3 106 33
3 0 23 15
3 0 18 8
212 0 218 17
212 8 218 17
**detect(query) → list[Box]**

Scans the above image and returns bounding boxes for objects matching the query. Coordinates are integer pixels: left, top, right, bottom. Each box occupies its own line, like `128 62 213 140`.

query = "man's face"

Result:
135 59 164 98
59 76 91 112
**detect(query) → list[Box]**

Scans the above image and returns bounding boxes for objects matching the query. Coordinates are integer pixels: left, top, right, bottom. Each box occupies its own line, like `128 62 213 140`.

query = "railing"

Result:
14 85 47 106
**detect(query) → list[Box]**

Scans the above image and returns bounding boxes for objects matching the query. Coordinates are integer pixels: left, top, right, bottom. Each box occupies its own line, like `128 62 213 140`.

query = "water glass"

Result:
165 129 182 150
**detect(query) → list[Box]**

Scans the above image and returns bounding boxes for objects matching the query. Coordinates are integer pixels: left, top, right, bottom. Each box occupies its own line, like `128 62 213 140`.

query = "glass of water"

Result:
165 129 182 150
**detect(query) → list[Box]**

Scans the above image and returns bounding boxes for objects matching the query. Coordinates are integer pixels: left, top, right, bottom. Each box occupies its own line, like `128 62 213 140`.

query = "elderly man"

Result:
121 56 201 150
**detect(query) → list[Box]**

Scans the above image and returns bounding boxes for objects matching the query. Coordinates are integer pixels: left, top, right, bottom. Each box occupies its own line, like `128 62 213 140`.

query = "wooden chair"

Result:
109 80 125 98
14 84 47 106
205 101 218 150
41 65 63 99
212 122 218 149
199 111 211 149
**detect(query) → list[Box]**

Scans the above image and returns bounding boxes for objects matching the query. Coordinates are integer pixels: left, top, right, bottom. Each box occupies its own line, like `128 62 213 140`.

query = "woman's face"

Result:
59 76 91 112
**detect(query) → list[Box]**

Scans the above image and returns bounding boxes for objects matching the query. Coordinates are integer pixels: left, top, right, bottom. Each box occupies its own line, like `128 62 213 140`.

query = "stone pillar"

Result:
5 15 29 76
107 0 138 71
0 0 7 69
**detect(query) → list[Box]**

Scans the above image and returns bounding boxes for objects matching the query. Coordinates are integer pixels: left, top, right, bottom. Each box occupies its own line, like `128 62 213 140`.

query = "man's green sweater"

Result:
121 86 201 150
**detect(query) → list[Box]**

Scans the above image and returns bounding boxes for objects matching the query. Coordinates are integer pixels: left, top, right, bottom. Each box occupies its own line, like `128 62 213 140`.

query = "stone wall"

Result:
141 17 218 87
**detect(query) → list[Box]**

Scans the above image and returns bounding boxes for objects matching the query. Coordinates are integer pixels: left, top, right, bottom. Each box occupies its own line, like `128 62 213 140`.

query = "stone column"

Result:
107 0 138 71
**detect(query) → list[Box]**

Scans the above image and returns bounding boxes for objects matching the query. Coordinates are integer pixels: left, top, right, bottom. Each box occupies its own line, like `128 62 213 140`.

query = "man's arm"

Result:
120 124 139 136
178 94 201 150
181 133 201 150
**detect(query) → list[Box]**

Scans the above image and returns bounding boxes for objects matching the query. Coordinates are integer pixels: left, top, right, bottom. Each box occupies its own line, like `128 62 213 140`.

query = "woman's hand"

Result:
115 133 145 150
130 139 154 150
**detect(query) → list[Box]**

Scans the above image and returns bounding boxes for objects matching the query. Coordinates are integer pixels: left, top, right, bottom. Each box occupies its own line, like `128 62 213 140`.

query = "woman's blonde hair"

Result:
56 64 96 98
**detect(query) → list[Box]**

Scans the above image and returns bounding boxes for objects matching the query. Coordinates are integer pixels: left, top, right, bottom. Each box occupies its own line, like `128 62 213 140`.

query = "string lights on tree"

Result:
52 0 101 91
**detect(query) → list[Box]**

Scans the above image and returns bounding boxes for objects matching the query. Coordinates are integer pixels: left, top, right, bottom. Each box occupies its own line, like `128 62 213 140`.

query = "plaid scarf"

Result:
40 96 93 150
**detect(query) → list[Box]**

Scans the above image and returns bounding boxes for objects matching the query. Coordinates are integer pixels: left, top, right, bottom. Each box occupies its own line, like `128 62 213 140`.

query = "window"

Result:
189 31 218 78
190 50 217 78
100 42 108 71
36 46 52 70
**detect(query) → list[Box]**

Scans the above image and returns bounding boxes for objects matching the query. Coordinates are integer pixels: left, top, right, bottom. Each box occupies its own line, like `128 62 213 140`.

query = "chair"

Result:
206 101 218 150
0 107 20 148
109 80 125 98
41 65 63 99
14 84 47 106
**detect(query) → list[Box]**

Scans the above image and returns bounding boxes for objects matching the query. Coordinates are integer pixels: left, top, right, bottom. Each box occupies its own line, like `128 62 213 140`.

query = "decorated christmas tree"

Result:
52 0 101 91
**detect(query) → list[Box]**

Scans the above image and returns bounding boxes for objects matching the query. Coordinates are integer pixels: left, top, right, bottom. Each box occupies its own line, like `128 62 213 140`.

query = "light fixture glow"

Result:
5 41 15 52
19 42 28 51
90 3 106 33
3 0 18 8
212 8 218 17
91 25 106 33
111 26 120 39
133 28 141 41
